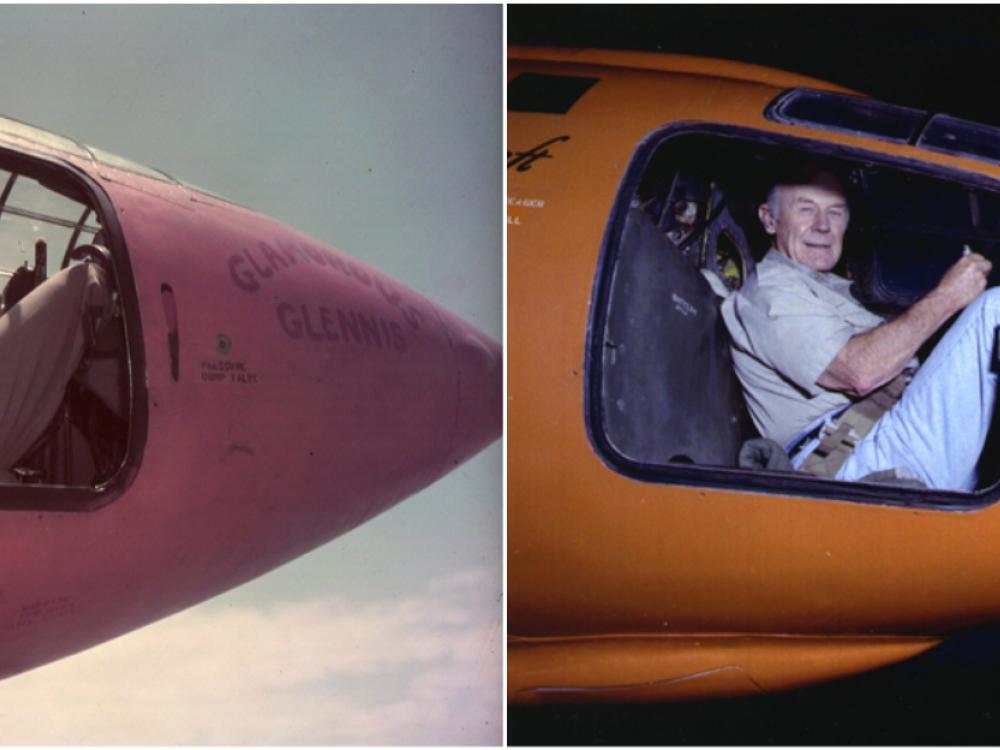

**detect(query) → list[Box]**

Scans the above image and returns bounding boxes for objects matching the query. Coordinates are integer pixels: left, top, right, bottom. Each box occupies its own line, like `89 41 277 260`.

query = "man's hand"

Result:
819 251 992 397
928 252 992 317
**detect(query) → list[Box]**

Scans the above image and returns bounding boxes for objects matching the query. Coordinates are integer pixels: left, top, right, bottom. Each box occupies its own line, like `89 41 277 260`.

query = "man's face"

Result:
758 172 850 272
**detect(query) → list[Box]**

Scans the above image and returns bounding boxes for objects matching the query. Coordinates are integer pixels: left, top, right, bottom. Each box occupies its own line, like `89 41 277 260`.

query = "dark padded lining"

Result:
601 208 755 467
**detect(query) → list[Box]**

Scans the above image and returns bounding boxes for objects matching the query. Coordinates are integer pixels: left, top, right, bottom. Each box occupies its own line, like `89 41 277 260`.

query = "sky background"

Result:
0 5 501 744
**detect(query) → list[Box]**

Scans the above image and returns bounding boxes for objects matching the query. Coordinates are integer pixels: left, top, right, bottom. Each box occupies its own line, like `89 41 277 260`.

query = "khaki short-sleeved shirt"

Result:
721 249 886 447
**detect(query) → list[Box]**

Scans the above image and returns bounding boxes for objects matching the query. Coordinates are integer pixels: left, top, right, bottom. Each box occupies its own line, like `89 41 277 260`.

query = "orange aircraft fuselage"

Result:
508 47 1000 703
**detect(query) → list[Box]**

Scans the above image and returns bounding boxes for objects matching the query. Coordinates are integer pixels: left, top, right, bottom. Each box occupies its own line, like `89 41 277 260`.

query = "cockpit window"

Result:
0 170 103 276
0 150 135 508
0 115 90 159
919 114 1000 167
587 125 1000 509
765 88 926 144
767 89 1000 173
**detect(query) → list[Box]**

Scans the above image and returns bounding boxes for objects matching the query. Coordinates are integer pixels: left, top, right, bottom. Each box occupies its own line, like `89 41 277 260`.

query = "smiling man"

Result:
722 164 997 490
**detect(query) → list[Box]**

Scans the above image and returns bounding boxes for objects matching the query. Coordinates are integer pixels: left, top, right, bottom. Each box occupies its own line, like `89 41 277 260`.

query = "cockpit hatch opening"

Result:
0 147 140 510
587 125 1000 510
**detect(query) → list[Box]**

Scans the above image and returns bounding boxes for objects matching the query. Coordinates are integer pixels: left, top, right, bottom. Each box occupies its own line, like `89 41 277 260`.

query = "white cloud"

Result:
0 567 501 745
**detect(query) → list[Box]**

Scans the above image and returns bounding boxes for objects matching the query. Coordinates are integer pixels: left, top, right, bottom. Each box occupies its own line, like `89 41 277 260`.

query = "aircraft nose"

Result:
442 315 502 466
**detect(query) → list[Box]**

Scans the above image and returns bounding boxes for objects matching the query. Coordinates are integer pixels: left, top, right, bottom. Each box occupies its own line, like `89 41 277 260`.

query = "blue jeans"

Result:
837 288 1000 491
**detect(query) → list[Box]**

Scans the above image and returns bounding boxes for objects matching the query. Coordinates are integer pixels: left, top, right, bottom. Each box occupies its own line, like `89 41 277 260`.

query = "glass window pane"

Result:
766 89 926 144
918 114 1000 166
7 175 86 222
0 116 90 158
0 212 75 278
0 174 102 276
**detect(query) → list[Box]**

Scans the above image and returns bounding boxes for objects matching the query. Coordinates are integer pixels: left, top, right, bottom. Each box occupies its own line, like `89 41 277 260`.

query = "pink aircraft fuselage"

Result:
0 119 501 679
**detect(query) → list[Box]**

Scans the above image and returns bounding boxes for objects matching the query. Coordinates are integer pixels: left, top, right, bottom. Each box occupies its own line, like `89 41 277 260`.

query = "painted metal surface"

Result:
509 634 939 703
508 48 1000 702
0 121 501 679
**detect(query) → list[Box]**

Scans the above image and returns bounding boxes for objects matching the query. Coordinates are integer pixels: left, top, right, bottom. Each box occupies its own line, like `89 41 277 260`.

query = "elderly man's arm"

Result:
818 253 993 397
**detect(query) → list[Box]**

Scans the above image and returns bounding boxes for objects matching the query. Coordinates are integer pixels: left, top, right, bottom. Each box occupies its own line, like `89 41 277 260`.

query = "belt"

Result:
799 372 910 479
786 406 847 465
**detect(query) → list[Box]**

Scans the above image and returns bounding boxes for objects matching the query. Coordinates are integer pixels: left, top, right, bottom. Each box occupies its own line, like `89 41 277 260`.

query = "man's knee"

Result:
957 287 1000 323
60 261 104 292
54 263 110 314
975 286 1000 308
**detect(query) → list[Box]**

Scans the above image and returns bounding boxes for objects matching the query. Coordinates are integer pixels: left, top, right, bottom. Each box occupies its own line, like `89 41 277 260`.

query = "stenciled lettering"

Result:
347 262 372 287
277 302 406 353
319 306 339 341
300 304 326 342
338 308 362 345
200 359 259 386
244 247 275 281
300 242 328 267
228 254 259 292
375 277 401 306
277 302 303 339
259 241 290 271
227 238 419 339
390 321 406 352
402 304 423 330
324 249 350 278
201 360 246 372
358 314 382 348
275 238 304 266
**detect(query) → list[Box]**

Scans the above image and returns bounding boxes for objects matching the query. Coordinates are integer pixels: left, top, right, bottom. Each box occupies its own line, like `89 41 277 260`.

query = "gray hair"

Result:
765 168 848 221
765 183 784 219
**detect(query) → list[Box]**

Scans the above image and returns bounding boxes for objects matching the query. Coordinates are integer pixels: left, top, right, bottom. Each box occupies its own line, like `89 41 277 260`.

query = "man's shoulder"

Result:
726 255 837 330
755 251 810 286
736 254 810 306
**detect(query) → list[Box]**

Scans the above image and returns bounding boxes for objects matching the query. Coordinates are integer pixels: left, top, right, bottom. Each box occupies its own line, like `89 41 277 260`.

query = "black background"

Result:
509 5 1000 126
509 5 1000 745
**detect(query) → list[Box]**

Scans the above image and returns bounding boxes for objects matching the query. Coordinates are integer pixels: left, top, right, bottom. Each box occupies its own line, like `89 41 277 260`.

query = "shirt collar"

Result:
764 247 852 292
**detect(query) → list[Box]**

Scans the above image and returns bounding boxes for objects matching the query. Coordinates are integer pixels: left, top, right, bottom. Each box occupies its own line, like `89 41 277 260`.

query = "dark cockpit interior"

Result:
592 130 1000 494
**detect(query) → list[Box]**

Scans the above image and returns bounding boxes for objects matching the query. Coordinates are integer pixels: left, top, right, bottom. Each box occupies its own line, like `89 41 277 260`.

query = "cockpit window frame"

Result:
918 113 1000 168
0 145 147 513
584 121 1000 512
765 88 927 145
